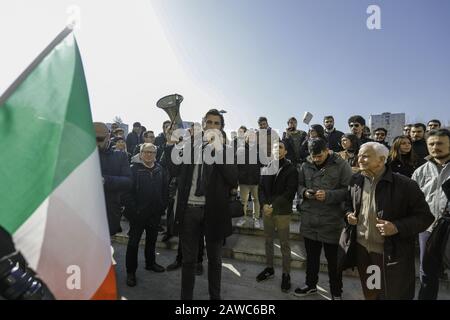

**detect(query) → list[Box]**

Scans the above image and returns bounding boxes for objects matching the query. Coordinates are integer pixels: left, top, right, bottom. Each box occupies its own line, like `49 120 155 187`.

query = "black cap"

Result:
308 138 328 155
133 122 141 127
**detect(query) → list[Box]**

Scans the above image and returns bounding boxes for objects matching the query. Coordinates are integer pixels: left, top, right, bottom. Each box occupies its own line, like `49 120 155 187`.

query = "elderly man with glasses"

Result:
342 142 433 299
123 143 169 287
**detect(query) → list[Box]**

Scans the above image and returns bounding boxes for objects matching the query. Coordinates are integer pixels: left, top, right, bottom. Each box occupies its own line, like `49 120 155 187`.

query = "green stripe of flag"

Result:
0 29 96 233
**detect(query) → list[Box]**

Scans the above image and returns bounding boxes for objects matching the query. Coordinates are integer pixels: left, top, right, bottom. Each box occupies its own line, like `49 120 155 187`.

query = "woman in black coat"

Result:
387 135 426 178
337 133 361 173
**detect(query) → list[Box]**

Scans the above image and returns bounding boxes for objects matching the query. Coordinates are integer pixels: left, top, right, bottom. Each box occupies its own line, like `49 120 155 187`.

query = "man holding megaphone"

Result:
164 109 238 300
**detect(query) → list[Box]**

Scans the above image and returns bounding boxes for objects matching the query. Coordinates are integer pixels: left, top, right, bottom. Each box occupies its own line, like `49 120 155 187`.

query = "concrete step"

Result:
112 220 357 277
113 220 450 289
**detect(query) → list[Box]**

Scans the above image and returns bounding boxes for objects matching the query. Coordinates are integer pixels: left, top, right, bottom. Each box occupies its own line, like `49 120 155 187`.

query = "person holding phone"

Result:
295 138 352 299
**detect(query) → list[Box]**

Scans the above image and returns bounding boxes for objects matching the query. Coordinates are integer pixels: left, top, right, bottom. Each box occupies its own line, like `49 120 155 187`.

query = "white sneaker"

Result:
236 218 247 227
254 219 261 229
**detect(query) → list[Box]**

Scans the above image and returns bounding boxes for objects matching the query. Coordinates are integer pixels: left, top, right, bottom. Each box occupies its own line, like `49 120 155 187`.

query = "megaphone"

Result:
156 94 184 129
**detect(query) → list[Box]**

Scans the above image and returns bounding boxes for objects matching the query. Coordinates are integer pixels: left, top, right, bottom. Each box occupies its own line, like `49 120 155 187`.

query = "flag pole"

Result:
0 26 73 106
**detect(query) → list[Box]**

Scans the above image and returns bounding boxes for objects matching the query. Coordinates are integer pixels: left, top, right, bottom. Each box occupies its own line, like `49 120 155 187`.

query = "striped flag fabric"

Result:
0 28 117 299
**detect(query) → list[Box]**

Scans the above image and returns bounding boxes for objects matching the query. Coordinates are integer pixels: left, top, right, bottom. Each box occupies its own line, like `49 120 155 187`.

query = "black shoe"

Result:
161 233 173 242
256 267 274 282
126 273 136 287
166 260 182 271
293 285 317 297
281 273 291 292
145 263 165 272
196 263 203 276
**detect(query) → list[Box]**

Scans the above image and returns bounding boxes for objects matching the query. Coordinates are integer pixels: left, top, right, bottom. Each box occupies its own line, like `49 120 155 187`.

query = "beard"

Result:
434 152 450 160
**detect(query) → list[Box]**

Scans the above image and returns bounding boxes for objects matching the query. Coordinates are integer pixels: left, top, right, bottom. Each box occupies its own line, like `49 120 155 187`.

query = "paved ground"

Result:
112 242 450 300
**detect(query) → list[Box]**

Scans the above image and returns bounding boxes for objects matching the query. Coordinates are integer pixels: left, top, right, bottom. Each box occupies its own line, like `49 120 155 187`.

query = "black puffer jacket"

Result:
124 162 169 224
387 155 426 178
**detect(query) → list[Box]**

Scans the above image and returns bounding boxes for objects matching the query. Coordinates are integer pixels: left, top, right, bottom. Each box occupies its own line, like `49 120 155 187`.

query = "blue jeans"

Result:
418 231 439 300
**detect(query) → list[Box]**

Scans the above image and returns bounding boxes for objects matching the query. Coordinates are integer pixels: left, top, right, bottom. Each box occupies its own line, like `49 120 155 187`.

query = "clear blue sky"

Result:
152 0 450 132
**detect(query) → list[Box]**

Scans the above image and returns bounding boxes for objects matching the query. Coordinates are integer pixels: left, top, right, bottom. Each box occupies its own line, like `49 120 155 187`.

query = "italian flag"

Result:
0 28 117 300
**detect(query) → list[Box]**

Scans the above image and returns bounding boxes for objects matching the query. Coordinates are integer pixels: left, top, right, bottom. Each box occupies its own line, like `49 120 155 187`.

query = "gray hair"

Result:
140 142 156 152
360 142 389 163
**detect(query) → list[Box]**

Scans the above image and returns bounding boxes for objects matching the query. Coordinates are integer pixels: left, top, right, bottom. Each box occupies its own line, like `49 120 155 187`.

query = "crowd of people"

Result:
93 113 450 301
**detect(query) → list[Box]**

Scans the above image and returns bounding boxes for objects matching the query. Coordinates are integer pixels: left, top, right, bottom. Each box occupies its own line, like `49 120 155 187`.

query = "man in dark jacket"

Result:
256 140 298 293
374 127 391 150
165 109 238 300
126 122 142 156
411 123 429 160
95 122 132 236
324 115 344 153
344 142 434 300
155 120 171 148
282 117 307 166
124 143 169 287
294 138 352 299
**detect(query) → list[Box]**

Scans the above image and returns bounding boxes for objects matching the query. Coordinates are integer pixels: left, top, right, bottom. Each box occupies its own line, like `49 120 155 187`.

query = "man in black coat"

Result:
282 117 307 166
94 122 132 236
123 143 169 287
126 122 143 156
411 123 429 160
155 120 171 148
323 115 344 153
343 142 434 299
165 109 238 300
257 140 298 293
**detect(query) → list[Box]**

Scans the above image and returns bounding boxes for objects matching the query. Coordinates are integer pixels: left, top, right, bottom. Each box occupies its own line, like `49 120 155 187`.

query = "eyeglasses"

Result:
206 120 221 126
349 123 360 128
142 150 157 155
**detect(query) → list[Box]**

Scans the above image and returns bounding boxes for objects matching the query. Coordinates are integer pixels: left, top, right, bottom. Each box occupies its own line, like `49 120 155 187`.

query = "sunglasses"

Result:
349 123 360 128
